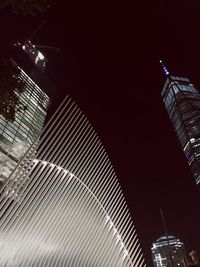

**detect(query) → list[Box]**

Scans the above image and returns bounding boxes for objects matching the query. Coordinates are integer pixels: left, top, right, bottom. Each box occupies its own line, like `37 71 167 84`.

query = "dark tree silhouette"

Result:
0 0 50 16
0 59 26 122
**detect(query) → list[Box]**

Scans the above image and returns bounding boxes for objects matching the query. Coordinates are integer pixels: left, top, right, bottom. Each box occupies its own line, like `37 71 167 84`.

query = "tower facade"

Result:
151 235 187 267
0 46 49 188
161 75 200 185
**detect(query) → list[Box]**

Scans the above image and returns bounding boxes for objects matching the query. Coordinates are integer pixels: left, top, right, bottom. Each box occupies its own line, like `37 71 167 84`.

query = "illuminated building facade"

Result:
0 97 145 267
151 235 187 267
0 45 49 189
161 70 200 185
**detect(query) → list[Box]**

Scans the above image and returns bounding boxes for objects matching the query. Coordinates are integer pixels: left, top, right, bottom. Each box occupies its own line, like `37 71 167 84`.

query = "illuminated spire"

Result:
159 60 170 76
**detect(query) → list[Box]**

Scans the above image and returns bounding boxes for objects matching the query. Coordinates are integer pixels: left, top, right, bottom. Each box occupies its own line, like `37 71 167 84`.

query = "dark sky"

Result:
1 1 200 266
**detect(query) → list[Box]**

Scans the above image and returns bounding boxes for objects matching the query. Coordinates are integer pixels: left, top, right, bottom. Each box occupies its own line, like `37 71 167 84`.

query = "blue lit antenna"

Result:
159 60 170 76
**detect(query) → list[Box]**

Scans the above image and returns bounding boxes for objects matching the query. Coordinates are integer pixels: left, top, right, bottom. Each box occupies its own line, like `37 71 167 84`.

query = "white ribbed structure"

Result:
0 96 145 267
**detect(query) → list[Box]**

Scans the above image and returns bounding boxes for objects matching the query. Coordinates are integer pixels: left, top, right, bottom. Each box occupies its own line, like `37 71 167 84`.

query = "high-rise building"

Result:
0 96 145 267
161 61 200 185
151 235 187 267
0 43 50 190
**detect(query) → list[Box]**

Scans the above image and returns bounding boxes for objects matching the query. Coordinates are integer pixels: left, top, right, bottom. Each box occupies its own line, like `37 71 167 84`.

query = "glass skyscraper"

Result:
0 46 49 190
161 74 200 185
151 235 187 267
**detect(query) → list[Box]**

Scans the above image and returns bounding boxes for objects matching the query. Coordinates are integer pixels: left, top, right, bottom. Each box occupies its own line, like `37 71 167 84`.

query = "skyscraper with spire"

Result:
151 235 187 267
161 61 200 185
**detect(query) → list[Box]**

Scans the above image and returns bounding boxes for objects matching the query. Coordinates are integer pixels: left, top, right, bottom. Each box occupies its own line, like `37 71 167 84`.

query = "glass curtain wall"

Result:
0 62 49 186
162 76 200 185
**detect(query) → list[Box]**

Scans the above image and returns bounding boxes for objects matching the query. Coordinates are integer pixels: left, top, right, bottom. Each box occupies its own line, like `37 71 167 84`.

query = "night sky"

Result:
1 1 200 266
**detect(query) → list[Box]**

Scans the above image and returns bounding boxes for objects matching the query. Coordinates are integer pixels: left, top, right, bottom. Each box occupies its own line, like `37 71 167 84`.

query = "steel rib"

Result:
0 95 145 266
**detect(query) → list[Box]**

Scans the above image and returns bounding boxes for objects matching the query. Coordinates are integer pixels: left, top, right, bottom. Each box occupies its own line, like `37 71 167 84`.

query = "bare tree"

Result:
0 59 26 122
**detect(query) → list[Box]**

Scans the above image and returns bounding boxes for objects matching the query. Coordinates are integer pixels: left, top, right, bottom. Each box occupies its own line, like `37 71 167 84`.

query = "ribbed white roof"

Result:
0 96 145 267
